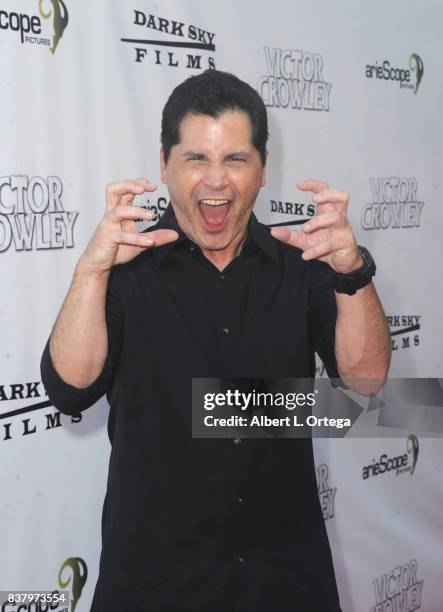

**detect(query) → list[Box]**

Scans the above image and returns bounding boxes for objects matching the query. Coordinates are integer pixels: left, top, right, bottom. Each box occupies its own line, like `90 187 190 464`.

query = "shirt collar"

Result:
149 203 279 265
247 210 279 264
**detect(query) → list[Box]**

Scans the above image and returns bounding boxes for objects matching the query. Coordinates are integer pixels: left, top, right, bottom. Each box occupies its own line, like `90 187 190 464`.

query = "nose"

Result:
203 161 229 190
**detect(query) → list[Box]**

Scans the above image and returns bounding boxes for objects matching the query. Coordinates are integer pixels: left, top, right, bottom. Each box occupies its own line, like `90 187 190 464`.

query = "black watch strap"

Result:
331 246 376 295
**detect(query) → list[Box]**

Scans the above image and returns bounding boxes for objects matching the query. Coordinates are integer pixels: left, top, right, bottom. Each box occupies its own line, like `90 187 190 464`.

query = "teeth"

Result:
200 199 229 206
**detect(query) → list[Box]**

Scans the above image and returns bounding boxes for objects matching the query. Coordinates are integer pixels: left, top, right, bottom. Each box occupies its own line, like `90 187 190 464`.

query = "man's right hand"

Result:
78 178 179 275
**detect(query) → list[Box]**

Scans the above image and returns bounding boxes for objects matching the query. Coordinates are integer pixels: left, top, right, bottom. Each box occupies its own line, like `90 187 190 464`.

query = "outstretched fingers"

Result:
109 205 155 223
145 229 180 247
302 212 343 233
297 179 329 193
115 228 178 250
301 239 335 261
106 179 157 210
270 226 305 249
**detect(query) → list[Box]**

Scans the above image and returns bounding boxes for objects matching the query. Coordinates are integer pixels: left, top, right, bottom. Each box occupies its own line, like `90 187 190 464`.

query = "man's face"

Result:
160 110 266 252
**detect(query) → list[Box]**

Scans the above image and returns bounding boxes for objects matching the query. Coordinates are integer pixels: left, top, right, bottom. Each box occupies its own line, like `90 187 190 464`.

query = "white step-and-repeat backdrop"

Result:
1 1 442 610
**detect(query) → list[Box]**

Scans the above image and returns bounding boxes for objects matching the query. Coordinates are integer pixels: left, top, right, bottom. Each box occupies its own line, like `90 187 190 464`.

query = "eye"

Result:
186 154 204 161
228 156 246 163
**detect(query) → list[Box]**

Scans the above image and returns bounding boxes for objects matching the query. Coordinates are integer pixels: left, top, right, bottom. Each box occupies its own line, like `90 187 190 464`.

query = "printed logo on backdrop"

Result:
267 197 315 229
257 47 332 110
361 177 424 230
121 10 216 69
365 53 424 93
371 559 424 612
0 380 82 442
138 195 170 223
362 435 419 480
316 463 337 520
58 557 87 612
3 557 89 611
388 315 421 352
0 1 68 53
0 175 78 253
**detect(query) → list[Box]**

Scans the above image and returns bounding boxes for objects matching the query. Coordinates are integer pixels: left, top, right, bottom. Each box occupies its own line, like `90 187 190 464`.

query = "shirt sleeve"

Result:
307 260 340 380
40 269 123 416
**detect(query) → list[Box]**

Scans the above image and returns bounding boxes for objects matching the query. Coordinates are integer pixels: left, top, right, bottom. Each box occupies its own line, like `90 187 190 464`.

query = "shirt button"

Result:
220 274 225 280
221 327 229 335
233 438 242 444
236 496 245 504
236 554 246 563
189 244 195 251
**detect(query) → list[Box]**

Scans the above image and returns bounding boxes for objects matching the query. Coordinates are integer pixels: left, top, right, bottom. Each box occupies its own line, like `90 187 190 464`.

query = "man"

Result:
41 69 390 611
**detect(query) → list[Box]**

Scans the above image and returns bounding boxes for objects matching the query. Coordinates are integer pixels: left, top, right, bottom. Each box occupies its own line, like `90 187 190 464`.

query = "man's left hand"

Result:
271 179 363 274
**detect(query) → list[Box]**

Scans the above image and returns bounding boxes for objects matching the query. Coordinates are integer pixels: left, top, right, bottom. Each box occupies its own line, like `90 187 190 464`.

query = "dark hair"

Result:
161 69 268 165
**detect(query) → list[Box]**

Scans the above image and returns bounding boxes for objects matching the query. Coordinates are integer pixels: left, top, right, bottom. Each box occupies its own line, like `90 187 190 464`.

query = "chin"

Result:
200 236 231 251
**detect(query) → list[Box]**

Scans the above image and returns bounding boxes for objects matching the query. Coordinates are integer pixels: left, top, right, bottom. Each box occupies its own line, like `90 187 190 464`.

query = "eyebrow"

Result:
182 150 251 160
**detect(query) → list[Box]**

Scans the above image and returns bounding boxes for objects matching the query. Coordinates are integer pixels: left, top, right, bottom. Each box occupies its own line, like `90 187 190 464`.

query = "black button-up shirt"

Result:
41 205 342 611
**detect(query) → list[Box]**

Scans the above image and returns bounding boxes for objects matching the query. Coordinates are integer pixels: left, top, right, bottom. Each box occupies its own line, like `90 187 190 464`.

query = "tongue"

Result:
199 203 230 228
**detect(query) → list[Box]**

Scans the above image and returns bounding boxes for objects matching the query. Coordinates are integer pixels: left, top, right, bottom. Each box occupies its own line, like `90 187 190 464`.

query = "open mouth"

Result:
198 199 232 232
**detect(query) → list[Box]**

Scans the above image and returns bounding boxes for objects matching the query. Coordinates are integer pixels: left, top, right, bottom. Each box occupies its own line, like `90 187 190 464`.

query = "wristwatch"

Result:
331 246 376 295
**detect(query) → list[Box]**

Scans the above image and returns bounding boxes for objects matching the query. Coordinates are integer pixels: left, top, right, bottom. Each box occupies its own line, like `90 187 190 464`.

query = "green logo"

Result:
58 557 87 612
407 434 419 474
409 53 424 94
38 0 69 54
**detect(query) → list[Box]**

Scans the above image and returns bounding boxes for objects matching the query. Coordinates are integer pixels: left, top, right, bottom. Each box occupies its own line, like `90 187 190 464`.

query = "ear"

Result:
260 150 269 187
160 148 167 184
